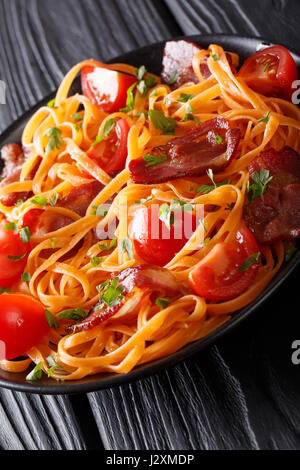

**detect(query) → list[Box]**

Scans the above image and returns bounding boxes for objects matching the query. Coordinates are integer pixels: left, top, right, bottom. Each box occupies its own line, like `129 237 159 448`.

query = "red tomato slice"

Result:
238 45 299 100
0 220 31 287
131 205 197 266
189 226 260 302
0 294 49 360
81 65 137 113
85 118 130 176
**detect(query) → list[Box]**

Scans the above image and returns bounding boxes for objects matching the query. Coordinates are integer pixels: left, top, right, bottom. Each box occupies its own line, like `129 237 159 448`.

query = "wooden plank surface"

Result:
0 0 300 451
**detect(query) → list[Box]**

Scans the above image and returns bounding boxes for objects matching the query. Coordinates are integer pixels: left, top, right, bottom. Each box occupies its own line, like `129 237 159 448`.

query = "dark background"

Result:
1 0 300 450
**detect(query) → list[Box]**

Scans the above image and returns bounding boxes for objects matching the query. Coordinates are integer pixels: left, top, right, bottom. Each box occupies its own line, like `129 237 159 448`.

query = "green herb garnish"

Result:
149 109 177 135
238 253 260 272
142 153 168 167
155 298 171 309
247 168 273 202
45 127 62 156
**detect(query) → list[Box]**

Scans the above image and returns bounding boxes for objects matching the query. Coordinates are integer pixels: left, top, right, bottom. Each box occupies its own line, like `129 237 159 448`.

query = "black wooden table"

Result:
1 0 300 451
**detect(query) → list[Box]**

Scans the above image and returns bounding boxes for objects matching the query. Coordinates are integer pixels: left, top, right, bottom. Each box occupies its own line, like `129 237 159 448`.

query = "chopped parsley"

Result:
247 168 273 202
50 238 55 249
0 287 12 294
238 253 260 272
49 192 59 206
182 101 199 124
285 246 297 262
20 227 30 244
196 168 228 194
4 223 30 244
167 70 179 85
215 134 223 144
142 153 168 167
149 109 177 135
71 112 83 122
21 272 31 282
26 362 43 382
95 277 124 310
30 196 48 205
45 309 59 328
258 111 270 124
98 239 117 251
155 298 171 309
47 99 56 108
264 63 269 73
135 66 157 97
7 253 26 262
120 82 137 112
210 51 219 61
120 238 134 259
57 306 87 322
134 194 153 205
46 355 63 377
159 203 174 230
170 198 194 212
45 127 62 156
177 93 194 103
91 118 115 146
91 256 103 267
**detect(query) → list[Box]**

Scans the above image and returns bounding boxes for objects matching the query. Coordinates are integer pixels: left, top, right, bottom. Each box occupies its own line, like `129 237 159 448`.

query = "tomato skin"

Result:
238 45 299 100
0 294 49 360
0 220 31 287
81 65 136 113
189 226 260 302
86 118 130 176
131 205 197 266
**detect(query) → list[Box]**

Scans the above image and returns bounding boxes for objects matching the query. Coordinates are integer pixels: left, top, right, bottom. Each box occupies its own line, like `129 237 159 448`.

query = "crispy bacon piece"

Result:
128 117 240 184
0 143 31 206
244 147 300 243
23 180 104 236
66 265 186 333
161 40 234 89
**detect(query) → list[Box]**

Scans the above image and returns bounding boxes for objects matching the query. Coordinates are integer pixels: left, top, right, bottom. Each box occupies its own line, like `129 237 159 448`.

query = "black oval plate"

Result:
1 34 300 395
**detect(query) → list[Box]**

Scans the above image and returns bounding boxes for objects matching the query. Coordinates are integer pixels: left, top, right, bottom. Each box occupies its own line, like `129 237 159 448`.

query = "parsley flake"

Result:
149 109 177 135
26 362 43 382
247 168 273 202
91 256 103 267
57 307 87 322
120 238 134 259
159 203 174 230
177 93 194 103
21 272 31 282
167 70 179 85
238 253 260 272
143 153 168 167
285 246 297 262
31 196 48 205
258 111 270 124
155 298 171 309
45 309 59 328
45 127 62 156
120 82 137 112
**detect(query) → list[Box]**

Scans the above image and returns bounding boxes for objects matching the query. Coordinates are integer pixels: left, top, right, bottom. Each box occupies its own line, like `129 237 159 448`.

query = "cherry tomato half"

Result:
189 226 260 302
81 65 137 113
131 205 198 266
238 45 299 100
0 219 31 287
86 118 130 176
0 294 49 360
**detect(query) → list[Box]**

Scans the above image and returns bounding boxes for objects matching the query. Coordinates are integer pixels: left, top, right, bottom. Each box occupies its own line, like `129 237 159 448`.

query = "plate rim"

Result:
1 33 300 395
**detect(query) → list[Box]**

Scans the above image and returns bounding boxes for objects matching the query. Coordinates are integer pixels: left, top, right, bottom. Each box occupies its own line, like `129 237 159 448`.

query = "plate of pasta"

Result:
0 34 300 394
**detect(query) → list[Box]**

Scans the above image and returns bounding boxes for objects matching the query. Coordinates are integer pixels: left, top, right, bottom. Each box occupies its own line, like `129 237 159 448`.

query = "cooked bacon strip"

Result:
244 147 300 243
161 40 234 89
23 180 104 236
66 265 186 333
0 143 31 206
128 117 240 184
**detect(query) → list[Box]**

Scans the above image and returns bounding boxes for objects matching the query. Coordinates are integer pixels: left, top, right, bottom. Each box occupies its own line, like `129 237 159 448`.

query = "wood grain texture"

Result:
1 0 300 451
164 0 300 48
